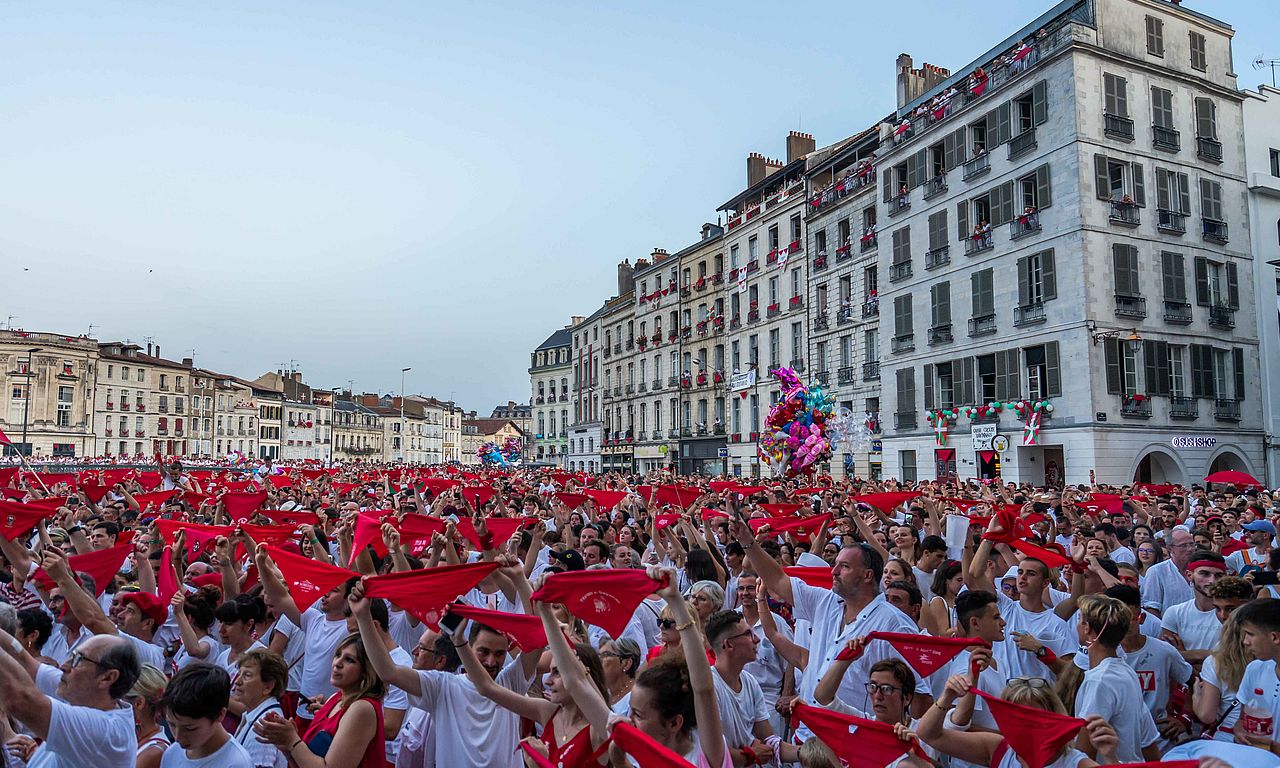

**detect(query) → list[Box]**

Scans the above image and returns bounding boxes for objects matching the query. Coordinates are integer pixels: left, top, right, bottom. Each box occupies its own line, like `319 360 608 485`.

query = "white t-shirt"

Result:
214 639 267 679
26 664 137 768
745 612 791 701
42 624 89 667
1238 658 1280 741
1110 545 1136 565
1121 636 1193 715
1135 609 1163 639
995 591 1075 680
1074 656 1159 763
1199 654 1243 740
1226 546 1270 574
1139 559 1193 613
122 631 166 670
174 635 225 670
296 608 350 701
912 565 935 602
388 609 422 656
409 661 535 768
1161 600 1222 651
232 698 287 768
159 737 253 767
396 707 434 768
711 669 770 748
384 646 413 764
267 617 306 692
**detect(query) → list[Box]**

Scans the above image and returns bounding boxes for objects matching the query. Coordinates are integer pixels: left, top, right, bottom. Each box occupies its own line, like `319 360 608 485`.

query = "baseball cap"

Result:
550 549 586 571
1243 520 1277 535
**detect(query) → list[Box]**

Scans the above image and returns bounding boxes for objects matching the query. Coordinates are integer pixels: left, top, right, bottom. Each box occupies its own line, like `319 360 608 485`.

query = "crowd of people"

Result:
0 456 1272 767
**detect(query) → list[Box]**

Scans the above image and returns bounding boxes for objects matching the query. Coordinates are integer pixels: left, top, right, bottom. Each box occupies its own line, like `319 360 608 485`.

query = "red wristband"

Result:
1038 647 1058 665
738 747 759 765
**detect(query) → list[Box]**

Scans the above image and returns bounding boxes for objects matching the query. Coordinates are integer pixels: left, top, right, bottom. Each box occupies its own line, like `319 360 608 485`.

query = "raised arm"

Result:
0 627 51 738
348 579 422 696
731 519 792 605
42 547 115 636
255 545 302 628
652 566 725 768
535 601 614 740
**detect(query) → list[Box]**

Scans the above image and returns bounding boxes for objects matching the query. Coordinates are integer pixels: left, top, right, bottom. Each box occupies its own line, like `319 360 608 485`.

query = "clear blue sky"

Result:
1 0 1274 412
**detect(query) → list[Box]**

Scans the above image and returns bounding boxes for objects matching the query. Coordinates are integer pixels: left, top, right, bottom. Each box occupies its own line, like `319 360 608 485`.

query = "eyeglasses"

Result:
1009 676 1050 690
724 629 755 644
70 651 110 670
864 682 903 697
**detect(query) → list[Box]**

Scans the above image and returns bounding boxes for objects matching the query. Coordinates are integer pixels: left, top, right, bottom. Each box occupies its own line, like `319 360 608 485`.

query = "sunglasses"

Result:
658 619 678 630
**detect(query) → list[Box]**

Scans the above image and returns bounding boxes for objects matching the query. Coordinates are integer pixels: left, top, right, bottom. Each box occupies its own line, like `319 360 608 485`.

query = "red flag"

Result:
0 499 59 541
850 492 922 513
263 544 356 611
609 722 696 768
221 490 269 522
863 631 988 677
748 513 832 542
791 703 928 768
0 426 10 445
973 690 1085 768
363 561 499 629
157 547 179 604
32 535 136 596
1009 538 1074 569
582 489 628 510
784 565 833 589
531 569 666 638
446 604 547 653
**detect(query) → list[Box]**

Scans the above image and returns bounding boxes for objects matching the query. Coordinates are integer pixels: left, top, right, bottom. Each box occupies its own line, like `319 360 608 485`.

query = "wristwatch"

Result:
1034 646 1048 659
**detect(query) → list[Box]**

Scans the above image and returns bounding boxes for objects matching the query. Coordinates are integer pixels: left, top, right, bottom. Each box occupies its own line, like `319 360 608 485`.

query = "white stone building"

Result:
529 322 575 465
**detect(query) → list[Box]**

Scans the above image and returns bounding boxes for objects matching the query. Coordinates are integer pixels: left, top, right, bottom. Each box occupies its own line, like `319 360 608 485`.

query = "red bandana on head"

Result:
32 534 136 596
791 703 928 768
784 565 833 589
855 632 989 678
608 722 696 768
446 604 547 653
262 544 356 611
220 490 269 522
973 690 1085 768
530 570 666 638
0 499 59 541
362 561 499 630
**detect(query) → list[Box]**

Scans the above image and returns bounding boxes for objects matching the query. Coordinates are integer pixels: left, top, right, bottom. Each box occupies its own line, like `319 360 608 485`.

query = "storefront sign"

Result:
870 439 882 453
1171 436 1217 449
971 424 997 449
730 370 757 391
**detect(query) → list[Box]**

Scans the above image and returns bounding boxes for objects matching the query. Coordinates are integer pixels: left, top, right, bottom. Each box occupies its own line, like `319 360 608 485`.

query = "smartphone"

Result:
1254 571 1280 587
439 602 467 634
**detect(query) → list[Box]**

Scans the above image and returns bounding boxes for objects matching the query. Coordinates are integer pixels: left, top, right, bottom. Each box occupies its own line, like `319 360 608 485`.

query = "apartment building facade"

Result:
0 330 99 458
875 0 1261 486
567 298 612 473
96 342 192 457
530 324 574 466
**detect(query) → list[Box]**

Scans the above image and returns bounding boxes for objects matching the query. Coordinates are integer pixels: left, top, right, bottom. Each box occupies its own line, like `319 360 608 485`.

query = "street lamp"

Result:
19 347 42 457
400 367 411 462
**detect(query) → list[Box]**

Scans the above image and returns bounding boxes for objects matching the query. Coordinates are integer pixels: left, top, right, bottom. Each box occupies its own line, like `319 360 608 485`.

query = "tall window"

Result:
57 386 73 427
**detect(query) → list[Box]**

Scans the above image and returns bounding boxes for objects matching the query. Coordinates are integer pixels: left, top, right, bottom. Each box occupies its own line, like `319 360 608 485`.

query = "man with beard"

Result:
1161 550 1227 664
1226 519 1275 573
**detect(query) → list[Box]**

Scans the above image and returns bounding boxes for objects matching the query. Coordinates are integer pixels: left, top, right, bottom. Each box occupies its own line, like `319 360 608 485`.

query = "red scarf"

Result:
791 702 928 768
1009 538 1074 569
32 534 136 596
583 489 629 510
0 499 58 541
363 561 499 629
530 570 665 638
973 690 1085 768
257 510 321 528
262 544 356 611
555 492 589 510
748 513 831 542
758 502 805 517
157 547 180 604
608 722 696 768
849 492 923 513
220 490 269 522
784 565 833 589
861 631 987 677
446 604 546 653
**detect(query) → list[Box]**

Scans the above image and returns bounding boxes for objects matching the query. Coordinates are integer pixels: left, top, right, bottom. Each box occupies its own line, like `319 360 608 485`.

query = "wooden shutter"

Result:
1104 73 1128 117
957 357 975 405
951 127 968 167
1234 348 1245 401
1112 244 1139 296
897 368 916 414
1041 249 1058 301
1035 164 1052 209
957 199 969 240
1017 256 1030 306
1094 155 1111 200
1032 80 1048 125
1105 339 1122 393
972 269 994 315
1045 342 1061 397
1161 252 1186 302
943 131 956 172
1190 345 1213 398
892 227 910 264
1195 97 1217 139
883 168 894 203
928 210 947 251
895 295 912 335
997 181 1015 224
996 102 1012 146
1145 340 1170 396
931 282 951 326
1177 173 1191 214
923 364 935 409
1155 167 1170 210
1130 162 1145 206
1194 256 1210 306
1227 262 1240 309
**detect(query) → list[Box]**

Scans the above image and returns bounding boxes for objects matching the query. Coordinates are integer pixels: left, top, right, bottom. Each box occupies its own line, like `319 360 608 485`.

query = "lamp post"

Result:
400 367 411 463
19 347 42 457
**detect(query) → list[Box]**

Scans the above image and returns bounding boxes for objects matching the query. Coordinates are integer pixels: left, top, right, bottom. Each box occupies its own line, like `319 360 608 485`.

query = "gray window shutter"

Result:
1130 162 1145 206
1045 342 1061 397
1195 98 1217 139
960 356 976 405
1105 339 1122 393
957 200 969 240
1194 256 1210 306
924 364 935 409
1112 244 1139 296
1227 262 1240 309
997 349 1020 400
895 295 913 335
1145 340 1170 396
1042 249 1057 300
996 101 1012 146
987 184 1003 225
932 281 951 325
994 349 1009 399
998 181 1015 224
972 269 994 315
1155 167 1170 210
943 132 956 171
985 111 998 146
1017 256 1030 306
883 168 894 203
1032 80 1048 125
1094 155 1110 200
907 149 924 189
897 368 916 415
952 127 968 167
1177 173 1191 214
1234 348 1245 401
928 210 946 251
1162 252 1186 302
1035 165 1052 209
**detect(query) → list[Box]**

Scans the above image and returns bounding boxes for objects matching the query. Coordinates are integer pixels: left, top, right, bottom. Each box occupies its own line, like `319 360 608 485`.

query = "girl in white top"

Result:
923 560 963 637
214 594 269 702
1195 605 1253 740
918 674 1119 768
170 586 224 670
130 665 172 768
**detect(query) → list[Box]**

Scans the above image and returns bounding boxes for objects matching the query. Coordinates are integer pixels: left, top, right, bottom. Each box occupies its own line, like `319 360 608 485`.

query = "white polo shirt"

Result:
409 660 534 768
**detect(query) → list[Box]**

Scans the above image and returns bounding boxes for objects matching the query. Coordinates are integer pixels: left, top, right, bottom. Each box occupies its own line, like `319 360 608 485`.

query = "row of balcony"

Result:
533 394 570 404
1120 394 1239 422
1108 200 1227 243
1103 112 1223 163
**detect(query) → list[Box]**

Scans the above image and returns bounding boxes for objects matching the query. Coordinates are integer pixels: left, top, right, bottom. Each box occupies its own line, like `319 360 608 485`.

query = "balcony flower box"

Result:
712 273 724 284
766 249 779 265
789 296 803 308
749 432 759 441
106 402 114 410
121 403 131 411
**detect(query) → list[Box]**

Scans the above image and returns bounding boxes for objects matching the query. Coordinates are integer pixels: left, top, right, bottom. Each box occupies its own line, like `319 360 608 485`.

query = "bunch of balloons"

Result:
758 367 836 477
501 436 522 463
476 439 521 466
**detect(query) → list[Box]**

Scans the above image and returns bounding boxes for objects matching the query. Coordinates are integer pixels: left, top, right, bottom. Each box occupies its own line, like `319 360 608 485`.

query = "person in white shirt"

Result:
1072 594 1161 763
1226 520 1276 574
229 648 289 768
738 573 793 735
706 610 800 764
1109 584 1194 745
1141 528 1195 615
159 663 252 767
0 627 140 768
1160 551 1227 663
1234 598 1280 752
938 590 1009 761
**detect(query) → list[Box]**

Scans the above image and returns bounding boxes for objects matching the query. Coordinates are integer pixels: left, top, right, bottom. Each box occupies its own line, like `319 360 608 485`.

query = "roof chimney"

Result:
154 345 160 359
786 131 816 163
650 248 668 263
747 152 769 187
146 342 153 356
896 53 950 109
182 357 193 368
617 259 635 295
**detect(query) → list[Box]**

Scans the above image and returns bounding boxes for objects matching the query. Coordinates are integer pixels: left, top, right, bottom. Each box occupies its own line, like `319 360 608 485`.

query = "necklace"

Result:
610 678 634 705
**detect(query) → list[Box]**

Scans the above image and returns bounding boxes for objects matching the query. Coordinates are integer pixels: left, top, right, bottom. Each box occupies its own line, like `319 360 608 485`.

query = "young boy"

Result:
1236 598 1280 756
160 663 252 767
